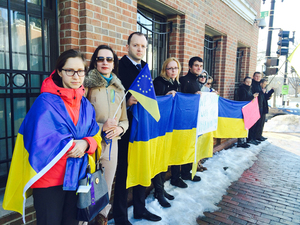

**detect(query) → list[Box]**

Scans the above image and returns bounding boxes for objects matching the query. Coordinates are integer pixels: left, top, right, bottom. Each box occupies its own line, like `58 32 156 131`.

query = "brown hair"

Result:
52 49 87 87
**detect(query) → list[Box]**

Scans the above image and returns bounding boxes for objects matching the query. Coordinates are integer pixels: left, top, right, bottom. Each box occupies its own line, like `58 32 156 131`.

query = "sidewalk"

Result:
197 132 300 225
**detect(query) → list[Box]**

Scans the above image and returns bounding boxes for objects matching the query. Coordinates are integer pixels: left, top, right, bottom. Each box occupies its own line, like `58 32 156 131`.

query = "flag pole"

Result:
113 90 129 119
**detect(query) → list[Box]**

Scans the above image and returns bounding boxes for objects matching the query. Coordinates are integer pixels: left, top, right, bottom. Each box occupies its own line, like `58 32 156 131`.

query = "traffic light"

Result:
276 29 290 57
264 57 279 76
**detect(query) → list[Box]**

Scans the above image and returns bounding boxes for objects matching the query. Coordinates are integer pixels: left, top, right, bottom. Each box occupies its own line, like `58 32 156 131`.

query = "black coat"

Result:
237 84 254 101
153 76 180 96
262 89 274 114
251 79 264 113
118 55 146 100
179 71 200 94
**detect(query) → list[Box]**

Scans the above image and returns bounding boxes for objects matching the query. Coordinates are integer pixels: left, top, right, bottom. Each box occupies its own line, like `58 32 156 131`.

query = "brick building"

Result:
0 0 261 224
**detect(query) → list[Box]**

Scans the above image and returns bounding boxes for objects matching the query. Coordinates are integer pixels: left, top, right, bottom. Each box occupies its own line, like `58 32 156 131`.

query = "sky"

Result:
108 115 300 225
258 0 300 60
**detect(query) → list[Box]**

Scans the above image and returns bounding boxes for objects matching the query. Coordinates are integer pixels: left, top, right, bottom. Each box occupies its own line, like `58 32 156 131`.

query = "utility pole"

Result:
265 0 276 57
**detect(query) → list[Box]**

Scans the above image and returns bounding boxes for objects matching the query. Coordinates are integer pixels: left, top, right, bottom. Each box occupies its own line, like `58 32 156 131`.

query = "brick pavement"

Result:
197 133 300 225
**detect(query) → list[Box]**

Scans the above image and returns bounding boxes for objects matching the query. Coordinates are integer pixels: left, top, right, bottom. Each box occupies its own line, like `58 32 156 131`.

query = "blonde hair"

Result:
160 57 181 82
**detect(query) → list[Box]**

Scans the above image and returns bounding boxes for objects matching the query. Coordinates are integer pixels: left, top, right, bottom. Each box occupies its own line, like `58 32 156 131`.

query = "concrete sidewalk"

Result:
197 132 300 225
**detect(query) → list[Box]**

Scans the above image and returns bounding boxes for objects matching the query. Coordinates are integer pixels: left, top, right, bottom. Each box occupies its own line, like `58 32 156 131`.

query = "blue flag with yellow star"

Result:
128 64 160 121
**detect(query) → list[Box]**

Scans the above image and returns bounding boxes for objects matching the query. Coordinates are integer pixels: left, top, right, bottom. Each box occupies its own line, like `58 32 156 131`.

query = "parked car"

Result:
278 107 300 116
266 106 300 121
266 106 287 121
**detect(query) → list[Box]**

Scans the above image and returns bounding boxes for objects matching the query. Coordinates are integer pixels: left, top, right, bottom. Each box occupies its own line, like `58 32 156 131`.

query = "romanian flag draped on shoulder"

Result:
127 93 257 188
128 63 160 122
3 93 101 223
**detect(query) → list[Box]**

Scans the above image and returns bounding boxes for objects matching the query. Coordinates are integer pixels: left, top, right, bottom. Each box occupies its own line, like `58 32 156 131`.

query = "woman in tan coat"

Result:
84 45 128 225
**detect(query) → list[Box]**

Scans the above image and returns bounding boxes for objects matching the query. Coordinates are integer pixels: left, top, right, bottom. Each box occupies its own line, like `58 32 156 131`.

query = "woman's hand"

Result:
166 90 176 97
67 140 89 158
103 118 117 131
253 93 259 98
105 126 123 139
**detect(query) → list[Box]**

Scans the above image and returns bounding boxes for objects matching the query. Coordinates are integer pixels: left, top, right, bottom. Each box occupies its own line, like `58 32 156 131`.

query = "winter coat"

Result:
84 69 129 138
153 76 180 96
237 84 254 101
251 79 264 114
179 71 200 94
31 74 98 188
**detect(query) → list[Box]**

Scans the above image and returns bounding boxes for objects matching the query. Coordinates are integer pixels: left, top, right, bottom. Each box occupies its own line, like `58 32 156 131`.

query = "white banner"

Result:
196 92 219 135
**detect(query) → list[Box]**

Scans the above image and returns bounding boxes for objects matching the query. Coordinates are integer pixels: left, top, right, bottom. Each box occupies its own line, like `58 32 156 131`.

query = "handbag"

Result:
76 149 109 222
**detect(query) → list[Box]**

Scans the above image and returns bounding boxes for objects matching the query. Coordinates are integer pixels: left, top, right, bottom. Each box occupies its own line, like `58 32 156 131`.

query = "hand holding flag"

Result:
128 64 160 121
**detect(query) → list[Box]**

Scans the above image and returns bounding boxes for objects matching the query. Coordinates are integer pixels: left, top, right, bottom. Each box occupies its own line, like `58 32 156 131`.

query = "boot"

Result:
154 192 171 208
152 173 171 207
164 190 174 200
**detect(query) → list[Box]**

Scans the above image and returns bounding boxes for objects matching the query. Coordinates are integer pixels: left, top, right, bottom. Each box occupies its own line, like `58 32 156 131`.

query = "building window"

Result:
235 48 244 89
0 0 58 187
137 8 172 78
204 35 214 77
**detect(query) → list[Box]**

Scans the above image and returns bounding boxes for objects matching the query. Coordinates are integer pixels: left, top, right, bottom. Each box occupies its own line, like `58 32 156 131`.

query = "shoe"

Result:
182 175 201 182
134 209 161 221
237 143 250 148
257 137 267 141
170 178 188 188
164 190 174 200
154 192 171 208
248 139 259 145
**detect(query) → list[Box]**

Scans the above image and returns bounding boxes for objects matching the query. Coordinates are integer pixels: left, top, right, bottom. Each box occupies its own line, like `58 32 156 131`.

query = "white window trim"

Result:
221 0 257 24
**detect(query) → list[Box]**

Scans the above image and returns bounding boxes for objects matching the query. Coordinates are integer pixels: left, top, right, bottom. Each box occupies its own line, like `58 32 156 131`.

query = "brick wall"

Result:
59 0 260 99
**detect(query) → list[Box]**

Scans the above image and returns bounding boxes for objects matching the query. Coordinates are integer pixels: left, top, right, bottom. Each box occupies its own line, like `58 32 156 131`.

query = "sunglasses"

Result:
199 75 206 78
206 83 212 85
96 57 114 63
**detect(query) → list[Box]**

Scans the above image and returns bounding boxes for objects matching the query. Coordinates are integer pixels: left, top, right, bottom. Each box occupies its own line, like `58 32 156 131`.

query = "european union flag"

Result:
129 64 160 121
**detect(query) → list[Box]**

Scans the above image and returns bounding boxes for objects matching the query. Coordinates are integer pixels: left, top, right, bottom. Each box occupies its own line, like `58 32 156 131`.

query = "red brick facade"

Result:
58 0 260 99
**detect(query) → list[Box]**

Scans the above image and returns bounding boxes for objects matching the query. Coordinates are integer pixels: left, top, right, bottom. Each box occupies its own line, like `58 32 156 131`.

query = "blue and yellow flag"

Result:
3 93 101 223
129 64 160 122
127 93 199 188
212 97 249 138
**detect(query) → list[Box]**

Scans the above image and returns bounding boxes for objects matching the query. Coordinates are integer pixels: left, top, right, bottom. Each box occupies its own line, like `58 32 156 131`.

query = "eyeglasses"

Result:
96 57 114 63
198 75 206 78
62 69 86 77
166 67 179 71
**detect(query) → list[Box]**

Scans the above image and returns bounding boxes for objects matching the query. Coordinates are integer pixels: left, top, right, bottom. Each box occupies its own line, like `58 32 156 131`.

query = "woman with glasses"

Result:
4 49 101 225
151 57 181 208
84 45 128 225
205 76 217 92
198 70 210 92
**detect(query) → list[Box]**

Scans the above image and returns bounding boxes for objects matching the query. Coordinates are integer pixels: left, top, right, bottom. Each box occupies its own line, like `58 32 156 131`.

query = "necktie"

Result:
136 64 142 71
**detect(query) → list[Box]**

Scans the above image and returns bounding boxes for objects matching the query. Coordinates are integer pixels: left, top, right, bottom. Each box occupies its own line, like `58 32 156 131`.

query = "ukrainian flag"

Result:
213 97 249 138
2 93 101 223
129 64 160 122
127 93 200 188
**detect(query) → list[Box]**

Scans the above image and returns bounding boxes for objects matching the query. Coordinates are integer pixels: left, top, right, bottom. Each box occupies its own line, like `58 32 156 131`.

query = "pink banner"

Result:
242 97 260 130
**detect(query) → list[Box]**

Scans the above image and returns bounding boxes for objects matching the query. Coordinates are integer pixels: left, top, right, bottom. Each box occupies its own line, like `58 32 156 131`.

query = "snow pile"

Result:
264 115 300 133
109 141 269 225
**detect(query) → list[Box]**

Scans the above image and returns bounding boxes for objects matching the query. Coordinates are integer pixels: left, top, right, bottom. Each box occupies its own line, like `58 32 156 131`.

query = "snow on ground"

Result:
108 142 268 225
108 115 299 225
264 115 300 133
